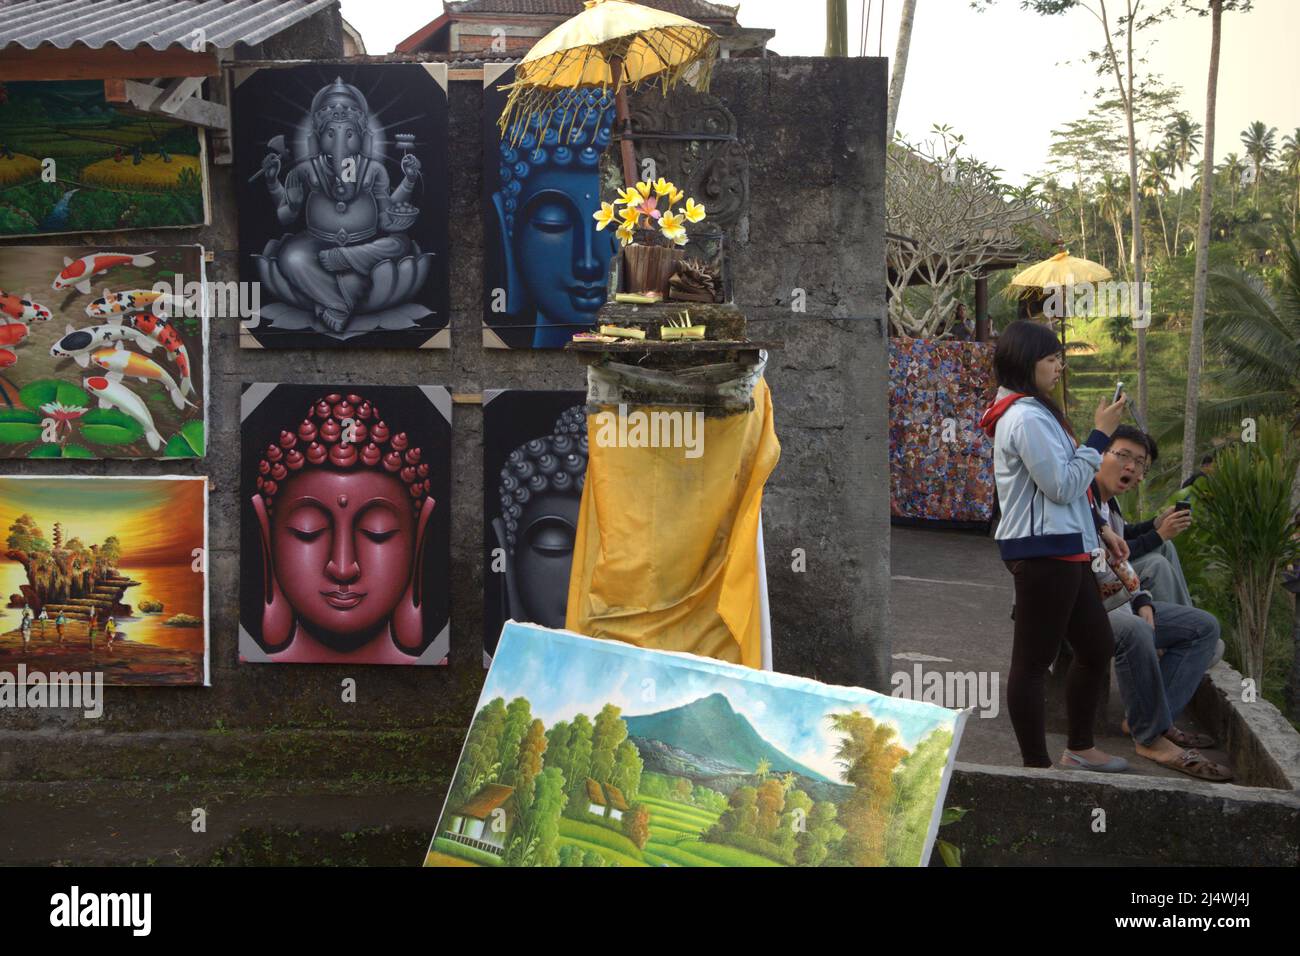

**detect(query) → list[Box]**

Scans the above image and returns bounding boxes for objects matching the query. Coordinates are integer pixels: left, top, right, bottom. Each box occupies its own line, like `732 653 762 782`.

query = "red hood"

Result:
979 392 1027 437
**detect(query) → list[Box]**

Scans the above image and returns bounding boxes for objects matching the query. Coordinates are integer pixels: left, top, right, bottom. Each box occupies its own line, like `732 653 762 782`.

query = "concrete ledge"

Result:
942 762 1300 866
0 780 437 866
1192 661 1300 791
0 728 464 785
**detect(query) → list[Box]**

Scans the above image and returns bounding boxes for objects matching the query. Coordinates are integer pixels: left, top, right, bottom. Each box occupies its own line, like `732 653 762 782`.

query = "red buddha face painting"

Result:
239 384 451 665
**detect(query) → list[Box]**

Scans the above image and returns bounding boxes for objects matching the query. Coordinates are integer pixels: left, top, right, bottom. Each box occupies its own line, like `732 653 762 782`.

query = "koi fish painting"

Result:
0 245 206 459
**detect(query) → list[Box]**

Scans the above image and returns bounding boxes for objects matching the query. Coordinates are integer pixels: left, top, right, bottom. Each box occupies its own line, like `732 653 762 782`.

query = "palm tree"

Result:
1141 148 1174 258
1220 152 1246 221
1165 114 1202 251
1201 229 1300 445
1097 171 1129 275
886 0 918 142
1240 120 1277 208
1182 0 1224 485
1280 128 1300 235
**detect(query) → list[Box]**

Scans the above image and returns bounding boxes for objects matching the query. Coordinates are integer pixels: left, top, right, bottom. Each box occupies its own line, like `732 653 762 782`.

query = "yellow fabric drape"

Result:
565 377 780 667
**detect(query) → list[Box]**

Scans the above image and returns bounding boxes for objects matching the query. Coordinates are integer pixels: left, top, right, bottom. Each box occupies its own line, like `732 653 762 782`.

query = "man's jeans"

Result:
1130 538 1193 606
1110 601 1219 746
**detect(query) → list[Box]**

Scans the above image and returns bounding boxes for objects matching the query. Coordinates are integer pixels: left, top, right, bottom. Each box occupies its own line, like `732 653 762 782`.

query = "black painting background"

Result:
239 383 452 659
233 63 449 348
482 389 586 660
481 64 531 350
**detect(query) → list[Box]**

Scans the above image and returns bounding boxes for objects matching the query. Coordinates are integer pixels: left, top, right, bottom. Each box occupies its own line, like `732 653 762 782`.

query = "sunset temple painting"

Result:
0 476 208 686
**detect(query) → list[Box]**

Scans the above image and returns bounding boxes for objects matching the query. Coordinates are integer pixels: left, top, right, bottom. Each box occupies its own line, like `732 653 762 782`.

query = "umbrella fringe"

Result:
496 28 718 149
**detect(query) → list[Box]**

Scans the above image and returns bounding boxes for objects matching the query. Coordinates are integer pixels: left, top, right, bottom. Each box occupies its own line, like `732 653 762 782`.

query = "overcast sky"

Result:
339 0 1298 185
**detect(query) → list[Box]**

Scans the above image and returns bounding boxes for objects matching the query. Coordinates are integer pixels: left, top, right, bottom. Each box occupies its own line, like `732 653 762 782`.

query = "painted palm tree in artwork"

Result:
1240 121 1277 209
1280 129 1300 235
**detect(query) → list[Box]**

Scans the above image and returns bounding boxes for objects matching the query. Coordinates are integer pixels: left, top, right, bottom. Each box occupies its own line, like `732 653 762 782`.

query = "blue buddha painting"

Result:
483 73 617 349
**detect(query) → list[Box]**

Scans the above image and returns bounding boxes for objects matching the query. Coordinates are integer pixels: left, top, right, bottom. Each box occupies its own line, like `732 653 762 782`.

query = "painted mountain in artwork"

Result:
624 692 835 784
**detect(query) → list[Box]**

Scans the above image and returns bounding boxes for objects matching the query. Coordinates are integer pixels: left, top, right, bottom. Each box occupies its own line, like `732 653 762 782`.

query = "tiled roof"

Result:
0 0 339 51
453 783 514 819
446 0 739 23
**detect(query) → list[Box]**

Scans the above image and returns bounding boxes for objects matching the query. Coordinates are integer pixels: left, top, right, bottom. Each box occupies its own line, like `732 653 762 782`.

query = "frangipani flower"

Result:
653 177 676 197
684 198 707 223
593 201 617 231
639 195 661 219
614 186 643 208
668 185 685 206
635 180 653 199
659 211 687 243
616 221 636 246
619 205 642 226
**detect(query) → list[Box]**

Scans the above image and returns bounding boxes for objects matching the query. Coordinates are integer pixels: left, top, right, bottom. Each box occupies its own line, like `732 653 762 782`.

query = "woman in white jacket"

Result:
979 320 1129 771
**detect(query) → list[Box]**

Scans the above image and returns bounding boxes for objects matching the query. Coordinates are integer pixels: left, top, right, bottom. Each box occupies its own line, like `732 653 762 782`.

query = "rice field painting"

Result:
426 623 969 868
0 81 208 238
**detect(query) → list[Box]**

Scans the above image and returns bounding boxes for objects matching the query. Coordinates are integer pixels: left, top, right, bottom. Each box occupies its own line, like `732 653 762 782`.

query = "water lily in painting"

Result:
39 400 87 437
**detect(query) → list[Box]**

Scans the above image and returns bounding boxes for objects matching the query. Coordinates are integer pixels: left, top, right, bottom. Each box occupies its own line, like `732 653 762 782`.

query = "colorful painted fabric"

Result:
889 338 997 523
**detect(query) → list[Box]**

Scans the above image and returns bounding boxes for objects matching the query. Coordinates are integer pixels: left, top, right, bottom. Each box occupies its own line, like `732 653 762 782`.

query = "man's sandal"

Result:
1164 725 1216 749
1153 748 1233 782
1121 720 1217 750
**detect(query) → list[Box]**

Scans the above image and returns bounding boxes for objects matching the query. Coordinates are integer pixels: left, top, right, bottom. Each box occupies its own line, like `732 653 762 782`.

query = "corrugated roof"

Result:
446 0 739 22
0 0 340 52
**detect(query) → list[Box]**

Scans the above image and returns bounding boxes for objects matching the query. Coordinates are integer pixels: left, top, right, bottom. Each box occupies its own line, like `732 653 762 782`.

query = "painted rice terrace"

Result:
0 478 207 686
0 245 205 460
426 691 954 868
0 80 205 237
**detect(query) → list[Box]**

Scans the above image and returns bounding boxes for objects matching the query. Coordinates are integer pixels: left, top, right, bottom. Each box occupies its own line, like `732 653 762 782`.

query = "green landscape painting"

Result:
0 81 207 238
426 623 969 868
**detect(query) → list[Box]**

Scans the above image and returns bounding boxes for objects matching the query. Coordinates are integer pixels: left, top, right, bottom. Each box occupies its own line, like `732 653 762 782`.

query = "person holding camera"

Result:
1095 427 1197 607
980 321 1130 772
1090 426 1231 780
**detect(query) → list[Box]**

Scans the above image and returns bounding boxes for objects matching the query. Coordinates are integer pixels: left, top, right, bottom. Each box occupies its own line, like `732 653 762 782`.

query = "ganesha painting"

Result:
239 384 451 665
234 64 449 349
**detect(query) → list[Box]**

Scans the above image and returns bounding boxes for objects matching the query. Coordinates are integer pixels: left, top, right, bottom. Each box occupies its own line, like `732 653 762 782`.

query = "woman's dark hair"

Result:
993 320 1074 438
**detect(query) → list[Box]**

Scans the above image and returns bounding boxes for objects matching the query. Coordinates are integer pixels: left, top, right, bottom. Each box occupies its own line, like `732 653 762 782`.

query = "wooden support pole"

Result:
610 55 637 187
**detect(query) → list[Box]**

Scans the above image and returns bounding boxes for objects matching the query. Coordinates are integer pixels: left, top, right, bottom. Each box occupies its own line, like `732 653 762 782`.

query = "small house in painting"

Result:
442 783 514 855
584 779 630 822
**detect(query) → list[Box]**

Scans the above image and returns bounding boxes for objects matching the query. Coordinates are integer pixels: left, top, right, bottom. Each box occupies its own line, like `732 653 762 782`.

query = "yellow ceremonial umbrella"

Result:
1007 251 1114 413
498 0 719 186
1008 250 1113 291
